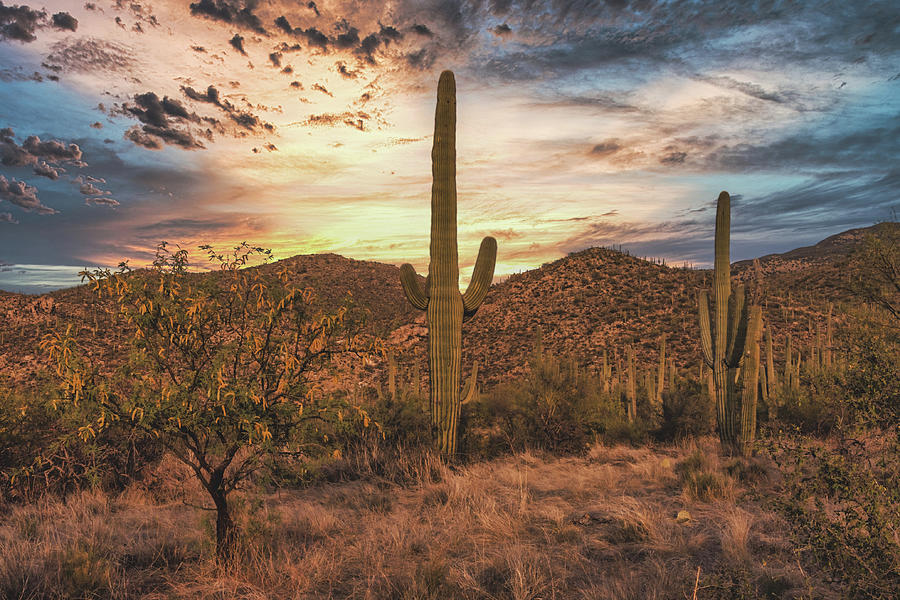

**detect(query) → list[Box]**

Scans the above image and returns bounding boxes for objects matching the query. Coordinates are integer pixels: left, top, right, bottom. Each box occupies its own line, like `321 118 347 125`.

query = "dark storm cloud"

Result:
180 85 274 133
127 92 200 128
229 33 247 55
410 23 432 37
190 0 266 34
120 92 208 150
50 11 78 32
333 22 359 49
46 37 137 73
272 13 400 63
474 0 900 82
379 23 402 44
0 175 56 214
0 1 45 42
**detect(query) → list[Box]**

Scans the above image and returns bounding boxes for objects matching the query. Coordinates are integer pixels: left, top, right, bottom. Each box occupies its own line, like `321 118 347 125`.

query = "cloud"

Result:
189 0 266 34
121 92 208 150
312 82 332 96
79 182 106 195
33 160 62 179
589 140 621 157
660 150 687 165
229 33 246 55
410 23 432 37
335 61 358 79
0 175 56 214
303 111 370 131
0 211 17 224
490 23 512 37
0 1 46 42
180 84 274 133
45 37 137 73
1 130 83 168
50 11 77 32
85 197 119 207
127 92 199 128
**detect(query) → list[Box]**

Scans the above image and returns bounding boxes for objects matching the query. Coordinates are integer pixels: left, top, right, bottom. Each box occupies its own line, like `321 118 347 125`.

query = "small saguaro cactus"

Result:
699 191 756 455
399 71 497 457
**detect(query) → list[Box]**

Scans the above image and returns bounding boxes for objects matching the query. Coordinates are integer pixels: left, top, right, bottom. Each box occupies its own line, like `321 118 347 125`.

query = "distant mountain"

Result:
1 223 894 392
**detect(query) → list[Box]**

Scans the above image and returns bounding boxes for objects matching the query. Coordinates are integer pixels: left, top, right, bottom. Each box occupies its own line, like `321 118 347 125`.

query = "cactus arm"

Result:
698 290 715 368
726 285 749 367
461 362 478 405
400 264 429 310
462 236 498 318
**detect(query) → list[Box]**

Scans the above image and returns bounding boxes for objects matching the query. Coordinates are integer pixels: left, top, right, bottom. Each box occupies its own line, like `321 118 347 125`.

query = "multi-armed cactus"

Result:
698 191 756 454
399 71 497 456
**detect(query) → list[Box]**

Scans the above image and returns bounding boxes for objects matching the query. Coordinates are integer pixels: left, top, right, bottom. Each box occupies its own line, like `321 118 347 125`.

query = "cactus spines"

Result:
698 191 756 454
399 71 497 456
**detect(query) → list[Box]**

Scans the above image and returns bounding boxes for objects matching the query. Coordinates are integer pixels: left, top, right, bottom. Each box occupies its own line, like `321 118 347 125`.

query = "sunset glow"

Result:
1 0 898 292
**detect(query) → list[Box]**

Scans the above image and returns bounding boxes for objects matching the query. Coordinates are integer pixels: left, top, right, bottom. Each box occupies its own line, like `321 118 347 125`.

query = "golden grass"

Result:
0 440 826 599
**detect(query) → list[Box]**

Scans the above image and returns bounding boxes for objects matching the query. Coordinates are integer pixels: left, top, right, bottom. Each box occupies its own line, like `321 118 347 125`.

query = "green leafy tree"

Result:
43 243 375 560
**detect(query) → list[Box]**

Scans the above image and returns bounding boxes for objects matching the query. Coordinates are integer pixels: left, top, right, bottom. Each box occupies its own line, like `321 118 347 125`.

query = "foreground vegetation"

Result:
1 437 881 600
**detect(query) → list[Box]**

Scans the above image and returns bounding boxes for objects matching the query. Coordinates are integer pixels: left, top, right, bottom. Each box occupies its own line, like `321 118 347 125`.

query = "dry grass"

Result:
0 439 829 599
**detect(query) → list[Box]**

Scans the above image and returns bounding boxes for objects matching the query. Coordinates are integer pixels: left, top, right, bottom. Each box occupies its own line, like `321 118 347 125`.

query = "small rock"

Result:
676 509 691 523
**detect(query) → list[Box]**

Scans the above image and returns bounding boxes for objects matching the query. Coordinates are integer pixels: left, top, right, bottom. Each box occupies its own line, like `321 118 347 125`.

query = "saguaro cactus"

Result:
399 71 497 456
698 191 754 454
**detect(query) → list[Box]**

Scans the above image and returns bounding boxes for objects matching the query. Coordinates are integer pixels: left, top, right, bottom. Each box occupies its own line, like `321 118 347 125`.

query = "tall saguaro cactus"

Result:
399 71 497 456
699 191 754 454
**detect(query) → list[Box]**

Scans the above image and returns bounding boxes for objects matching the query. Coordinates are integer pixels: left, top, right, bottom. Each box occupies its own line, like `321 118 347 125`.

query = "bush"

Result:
765 433 900 599
658 375 714 441
463 348 630 457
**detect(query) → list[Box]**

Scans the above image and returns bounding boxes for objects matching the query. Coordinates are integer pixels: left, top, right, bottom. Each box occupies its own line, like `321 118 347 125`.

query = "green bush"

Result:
463 348 630 456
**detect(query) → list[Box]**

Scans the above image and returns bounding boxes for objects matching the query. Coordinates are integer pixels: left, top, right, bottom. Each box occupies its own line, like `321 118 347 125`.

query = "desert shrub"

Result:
658 375 714 440
464 347 628 456
766 433 900 599
41 242 378 561
841 311 900 427
675 449 733 502
0 381 162 503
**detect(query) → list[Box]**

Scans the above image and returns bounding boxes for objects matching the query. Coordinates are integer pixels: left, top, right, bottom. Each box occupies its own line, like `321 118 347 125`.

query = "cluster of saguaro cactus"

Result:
399 71 497 456
699 191 760 455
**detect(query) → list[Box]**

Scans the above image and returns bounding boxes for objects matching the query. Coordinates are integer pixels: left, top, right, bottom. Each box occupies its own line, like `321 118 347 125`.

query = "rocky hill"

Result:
1 222 894 393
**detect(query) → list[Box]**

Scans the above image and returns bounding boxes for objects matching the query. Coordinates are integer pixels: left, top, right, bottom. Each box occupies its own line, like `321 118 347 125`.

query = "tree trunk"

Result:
209 485 236 562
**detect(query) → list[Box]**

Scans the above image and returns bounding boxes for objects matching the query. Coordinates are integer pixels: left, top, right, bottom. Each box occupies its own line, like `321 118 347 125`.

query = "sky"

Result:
0 0 898 293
